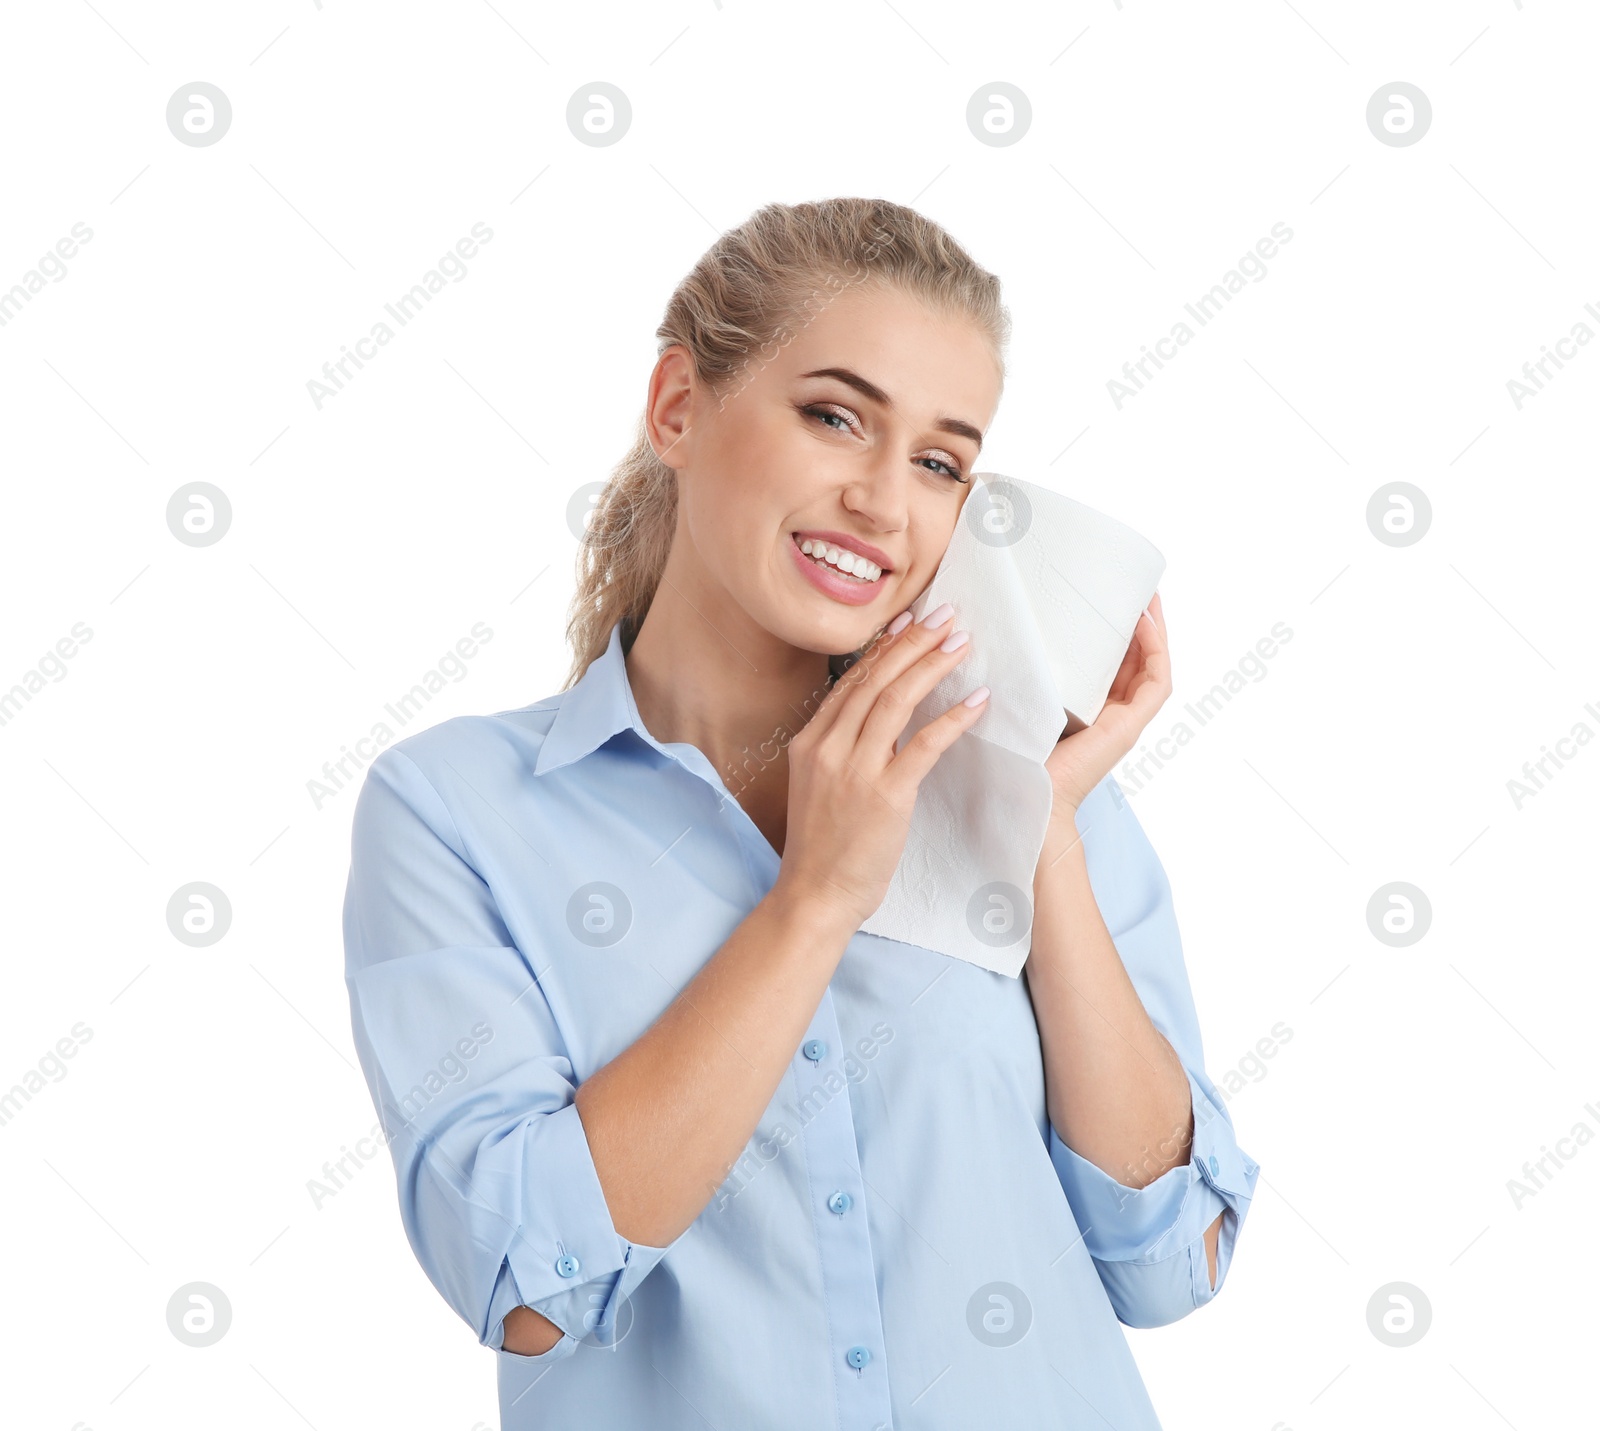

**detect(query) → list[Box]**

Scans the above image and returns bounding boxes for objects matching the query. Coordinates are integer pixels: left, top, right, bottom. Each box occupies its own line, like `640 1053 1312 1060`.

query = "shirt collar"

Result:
534 618 660 777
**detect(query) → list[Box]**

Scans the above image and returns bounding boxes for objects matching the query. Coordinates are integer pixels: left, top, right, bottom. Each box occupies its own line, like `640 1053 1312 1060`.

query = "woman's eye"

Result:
921 457 966 483
918 455 969 484
802 403 857 434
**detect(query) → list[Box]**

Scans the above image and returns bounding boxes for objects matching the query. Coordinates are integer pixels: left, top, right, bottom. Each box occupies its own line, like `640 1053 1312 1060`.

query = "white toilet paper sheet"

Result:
857 475 1166 978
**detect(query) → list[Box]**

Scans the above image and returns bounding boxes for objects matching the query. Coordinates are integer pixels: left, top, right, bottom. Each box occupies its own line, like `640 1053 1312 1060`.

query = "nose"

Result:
839 447 910 541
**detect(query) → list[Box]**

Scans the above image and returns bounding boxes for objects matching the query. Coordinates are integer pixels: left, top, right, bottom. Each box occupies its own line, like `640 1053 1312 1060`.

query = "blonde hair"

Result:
560 196 1010 690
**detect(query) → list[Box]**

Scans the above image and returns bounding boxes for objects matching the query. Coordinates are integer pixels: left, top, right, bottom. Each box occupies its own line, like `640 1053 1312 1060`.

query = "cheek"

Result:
906 502 962 576
683 427 788 559
714 414 815 513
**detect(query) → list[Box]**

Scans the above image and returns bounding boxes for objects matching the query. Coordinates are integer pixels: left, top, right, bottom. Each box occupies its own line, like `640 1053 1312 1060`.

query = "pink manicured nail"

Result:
962 685 990 707
921 601 954 628
939 627 970 653
887 610 913 636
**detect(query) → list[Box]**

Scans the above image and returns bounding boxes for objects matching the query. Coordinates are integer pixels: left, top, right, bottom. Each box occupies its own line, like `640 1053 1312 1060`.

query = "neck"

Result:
624 579 834 804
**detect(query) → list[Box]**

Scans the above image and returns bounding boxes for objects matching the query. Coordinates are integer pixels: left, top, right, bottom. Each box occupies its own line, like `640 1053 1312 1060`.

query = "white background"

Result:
2 2 1595 1428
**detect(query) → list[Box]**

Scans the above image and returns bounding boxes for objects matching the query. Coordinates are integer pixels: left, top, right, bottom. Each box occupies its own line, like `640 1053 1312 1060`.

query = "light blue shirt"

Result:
342 616 1260 1429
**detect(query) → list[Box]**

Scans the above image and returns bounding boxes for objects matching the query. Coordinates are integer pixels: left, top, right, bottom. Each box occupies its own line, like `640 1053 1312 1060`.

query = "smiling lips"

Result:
788 531 889 607
794 534 884 582
791 529 894 573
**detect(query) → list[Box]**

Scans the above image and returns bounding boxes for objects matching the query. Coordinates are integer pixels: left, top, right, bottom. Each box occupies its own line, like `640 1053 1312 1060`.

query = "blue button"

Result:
827 1190 852 1215
1208 1154 1220 1178
555 1253 581 1278
802 1039 827 1062
846 1345 872 1369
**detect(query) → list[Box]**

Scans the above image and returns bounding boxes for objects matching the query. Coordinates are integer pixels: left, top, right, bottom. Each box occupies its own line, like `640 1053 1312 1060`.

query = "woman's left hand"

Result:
1042 590 1172 820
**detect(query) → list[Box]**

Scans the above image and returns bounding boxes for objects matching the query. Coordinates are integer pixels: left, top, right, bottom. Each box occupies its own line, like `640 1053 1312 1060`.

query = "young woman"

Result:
343 197 1259 1428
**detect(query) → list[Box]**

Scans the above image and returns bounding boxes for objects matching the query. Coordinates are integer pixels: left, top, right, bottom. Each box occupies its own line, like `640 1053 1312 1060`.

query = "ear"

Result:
645 345 696 470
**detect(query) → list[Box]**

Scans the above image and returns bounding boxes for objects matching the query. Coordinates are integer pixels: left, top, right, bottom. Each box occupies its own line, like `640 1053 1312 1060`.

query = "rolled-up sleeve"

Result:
1043 774 1260 1329
342 744 671 1359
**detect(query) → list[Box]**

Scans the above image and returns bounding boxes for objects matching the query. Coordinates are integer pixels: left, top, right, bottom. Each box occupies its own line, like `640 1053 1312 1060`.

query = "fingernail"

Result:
921 601 954 629
963 685 990 707
887 610 913 636
939 627 969 653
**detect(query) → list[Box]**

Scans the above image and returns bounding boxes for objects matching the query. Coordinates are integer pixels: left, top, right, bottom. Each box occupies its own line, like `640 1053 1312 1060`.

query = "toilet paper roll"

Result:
858 474 1166 977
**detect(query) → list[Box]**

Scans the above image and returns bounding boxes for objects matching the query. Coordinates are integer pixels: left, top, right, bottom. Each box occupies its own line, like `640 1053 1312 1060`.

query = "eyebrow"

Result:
799 366 985 452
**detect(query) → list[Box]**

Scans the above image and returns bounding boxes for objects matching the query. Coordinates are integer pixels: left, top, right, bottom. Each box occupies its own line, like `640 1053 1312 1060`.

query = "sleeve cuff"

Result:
491 1100 673 1350
1047 1070 1259 1265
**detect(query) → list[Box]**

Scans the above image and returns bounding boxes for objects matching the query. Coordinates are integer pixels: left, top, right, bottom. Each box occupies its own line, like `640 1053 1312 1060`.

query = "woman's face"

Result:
648 280 1003 660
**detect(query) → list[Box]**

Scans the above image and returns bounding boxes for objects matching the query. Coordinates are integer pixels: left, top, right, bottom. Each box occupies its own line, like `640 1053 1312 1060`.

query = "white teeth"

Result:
797 537 881 582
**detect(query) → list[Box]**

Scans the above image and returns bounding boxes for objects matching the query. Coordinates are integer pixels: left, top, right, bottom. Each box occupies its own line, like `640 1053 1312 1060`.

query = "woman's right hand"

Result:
775 601 988 929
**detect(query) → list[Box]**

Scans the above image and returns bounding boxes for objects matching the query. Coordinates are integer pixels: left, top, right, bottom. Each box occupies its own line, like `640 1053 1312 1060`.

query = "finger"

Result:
1109 619 1171 716
1137 596 1171 687
1108 604 1167 706
1104 638 1141 706
1145 589 1167 637
799 615 904 742
853 619 977 761
818 603 960 752
883 683 990 793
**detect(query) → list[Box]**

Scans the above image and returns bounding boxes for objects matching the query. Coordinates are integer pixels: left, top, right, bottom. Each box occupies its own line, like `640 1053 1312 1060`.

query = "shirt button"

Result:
827 1190 853 1215
846 1345 872 1369
802 1039 828 1062
555 1254 581 1278
1208 1155 1220 1178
